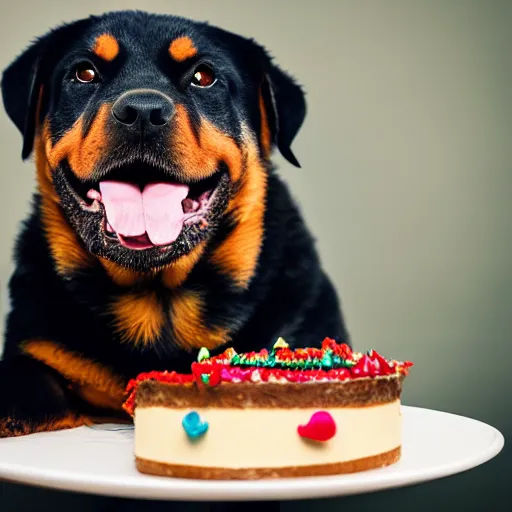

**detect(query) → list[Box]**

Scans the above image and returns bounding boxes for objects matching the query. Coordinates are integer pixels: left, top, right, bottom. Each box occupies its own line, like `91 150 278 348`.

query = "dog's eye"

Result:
74 63 98 83
191 65 216 88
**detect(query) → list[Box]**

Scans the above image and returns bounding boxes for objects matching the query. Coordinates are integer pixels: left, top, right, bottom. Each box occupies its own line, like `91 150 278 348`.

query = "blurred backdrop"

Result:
0 0 510 510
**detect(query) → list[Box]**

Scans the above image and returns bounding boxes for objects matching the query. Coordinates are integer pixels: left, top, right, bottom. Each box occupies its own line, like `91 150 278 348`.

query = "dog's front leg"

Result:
0 356 90 438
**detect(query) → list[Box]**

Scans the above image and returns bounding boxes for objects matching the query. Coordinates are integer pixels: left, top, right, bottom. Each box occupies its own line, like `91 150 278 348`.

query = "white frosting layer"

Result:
134 400 401 468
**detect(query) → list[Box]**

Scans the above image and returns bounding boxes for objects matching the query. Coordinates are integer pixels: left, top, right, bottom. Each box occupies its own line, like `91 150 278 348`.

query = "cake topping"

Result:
195 338 405 375
197 347 210 362
182 411 209 439
298 411 337 442
122 338 413 416
273 337 289 350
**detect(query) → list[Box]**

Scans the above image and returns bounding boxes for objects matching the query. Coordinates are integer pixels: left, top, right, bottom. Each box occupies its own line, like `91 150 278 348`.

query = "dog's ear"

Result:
260 63 306 168
2 41 46 160
2 20 90 160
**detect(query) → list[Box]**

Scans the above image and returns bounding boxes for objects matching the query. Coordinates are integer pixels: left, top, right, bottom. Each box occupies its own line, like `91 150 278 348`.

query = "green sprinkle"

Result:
197 347 210 362
231 354 240 365
200 374 210 385
321 353 333 369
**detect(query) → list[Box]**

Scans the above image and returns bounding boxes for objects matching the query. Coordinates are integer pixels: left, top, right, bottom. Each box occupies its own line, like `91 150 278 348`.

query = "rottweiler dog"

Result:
0 10 349 437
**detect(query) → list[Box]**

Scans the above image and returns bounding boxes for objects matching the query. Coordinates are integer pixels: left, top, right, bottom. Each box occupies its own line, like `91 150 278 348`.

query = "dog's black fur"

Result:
0 10 349 437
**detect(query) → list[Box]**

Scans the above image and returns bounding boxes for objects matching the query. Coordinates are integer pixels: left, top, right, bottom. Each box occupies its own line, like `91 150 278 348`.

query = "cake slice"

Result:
123 338 413 480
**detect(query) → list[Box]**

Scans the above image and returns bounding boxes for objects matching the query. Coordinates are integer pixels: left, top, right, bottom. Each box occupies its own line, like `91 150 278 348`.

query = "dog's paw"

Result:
0 356 73 438
0 416 32 438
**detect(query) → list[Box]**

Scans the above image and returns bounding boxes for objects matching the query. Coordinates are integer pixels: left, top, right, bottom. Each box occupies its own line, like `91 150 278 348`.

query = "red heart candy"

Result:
297 411 337 442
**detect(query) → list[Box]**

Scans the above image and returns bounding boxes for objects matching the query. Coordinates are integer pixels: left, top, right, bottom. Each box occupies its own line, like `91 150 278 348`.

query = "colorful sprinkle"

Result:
122 339 413 415
321 352 333 368
298 411 337 442
182 411 209 439
197 347 210 362
273 337 289 350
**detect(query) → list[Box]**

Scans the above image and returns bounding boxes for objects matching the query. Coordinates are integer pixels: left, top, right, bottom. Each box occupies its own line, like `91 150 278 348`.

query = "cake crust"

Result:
136 375 404 409
135 446 401 479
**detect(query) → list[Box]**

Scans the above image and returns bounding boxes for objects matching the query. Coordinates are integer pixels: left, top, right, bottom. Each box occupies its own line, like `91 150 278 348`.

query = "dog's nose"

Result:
112 89 174 130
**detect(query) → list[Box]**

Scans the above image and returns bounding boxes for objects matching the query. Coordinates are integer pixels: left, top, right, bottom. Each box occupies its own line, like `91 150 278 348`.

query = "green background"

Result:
1 0 510 510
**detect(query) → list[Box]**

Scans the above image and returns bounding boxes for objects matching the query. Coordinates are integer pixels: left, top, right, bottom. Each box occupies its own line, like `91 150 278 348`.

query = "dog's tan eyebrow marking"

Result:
169 36 197 62
93 33 120 61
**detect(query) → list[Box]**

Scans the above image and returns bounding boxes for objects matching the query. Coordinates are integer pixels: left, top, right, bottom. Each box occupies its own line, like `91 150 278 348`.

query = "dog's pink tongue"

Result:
98 182 145 237
142 183 189 246
99 181 189 246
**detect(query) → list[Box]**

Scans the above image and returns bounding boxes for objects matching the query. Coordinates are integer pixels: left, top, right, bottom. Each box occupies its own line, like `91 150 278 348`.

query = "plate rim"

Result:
0 405 505 501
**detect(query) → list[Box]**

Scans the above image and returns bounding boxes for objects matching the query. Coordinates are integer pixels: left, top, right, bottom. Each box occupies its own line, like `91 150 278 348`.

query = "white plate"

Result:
0 406 504 501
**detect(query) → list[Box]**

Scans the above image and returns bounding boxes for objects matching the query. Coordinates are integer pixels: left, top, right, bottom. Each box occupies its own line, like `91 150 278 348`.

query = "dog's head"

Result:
2 11 305 273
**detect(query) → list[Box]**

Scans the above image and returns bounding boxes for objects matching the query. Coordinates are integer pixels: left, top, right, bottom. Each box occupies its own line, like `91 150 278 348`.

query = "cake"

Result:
123 338 413 480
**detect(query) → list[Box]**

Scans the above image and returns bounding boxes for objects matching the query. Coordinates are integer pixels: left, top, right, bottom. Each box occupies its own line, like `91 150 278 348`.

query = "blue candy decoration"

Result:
182 411 209 439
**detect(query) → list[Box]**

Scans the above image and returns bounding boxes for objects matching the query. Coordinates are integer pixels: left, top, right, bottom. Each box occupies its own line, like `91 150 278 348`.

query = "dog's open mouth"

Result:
66 164 223 251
